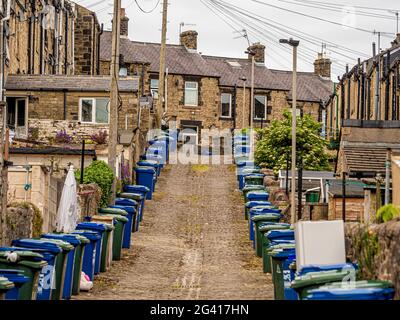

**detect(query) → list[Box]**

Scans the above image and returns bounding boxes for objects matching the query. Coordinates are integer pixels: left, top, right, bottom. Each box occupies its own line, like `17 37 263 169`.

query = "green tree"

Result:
75 160 115 207
255 110 330 174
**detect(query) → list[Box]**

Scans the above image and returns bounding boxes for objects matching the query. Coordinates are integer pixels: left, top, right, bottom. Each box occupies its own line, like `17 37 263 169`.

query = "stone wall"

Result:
4 202 43 246
345 221 400 299
78 183 101 219
6 0 75 76
74 4 101 75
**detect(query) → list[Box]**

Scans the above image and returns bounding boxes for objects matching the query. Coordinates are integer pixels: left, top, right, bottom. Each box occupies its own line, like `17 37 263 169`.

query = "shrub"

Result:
55 129 73 144
75 161 115 207
376 204 400 223
91 130 108 145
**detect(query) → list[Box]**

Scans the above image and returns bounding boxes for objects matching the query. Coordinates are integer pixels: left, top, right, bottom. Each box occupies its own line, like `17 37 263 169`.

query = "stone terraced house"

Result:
99 10 333 142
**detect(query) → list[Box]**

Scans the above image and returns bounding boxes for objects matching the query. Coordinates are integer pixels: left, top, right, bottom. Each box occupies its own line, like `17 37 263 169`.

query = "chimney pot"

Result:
180 30 198 50
247 42 266 64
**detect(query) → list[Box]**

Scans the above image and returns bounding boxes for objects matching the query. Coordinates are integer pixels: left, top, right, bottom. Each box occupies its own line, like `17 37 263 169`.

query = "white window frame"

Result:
79 98 110 124
220 93 232 118
184 81 199 107
254 95 267 120
150 79 159 99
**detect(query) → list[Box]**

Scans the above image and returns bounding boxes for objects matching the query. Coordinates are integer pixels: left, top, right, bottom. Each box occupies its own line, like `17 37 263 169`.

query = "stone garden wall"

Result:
345 220 400 299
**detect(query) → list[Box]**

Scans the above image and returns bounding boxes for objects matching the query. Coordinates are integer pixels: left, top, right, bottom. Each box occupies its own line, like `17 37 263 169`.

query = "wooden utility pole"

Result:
108 0 121 200
155 0 169 129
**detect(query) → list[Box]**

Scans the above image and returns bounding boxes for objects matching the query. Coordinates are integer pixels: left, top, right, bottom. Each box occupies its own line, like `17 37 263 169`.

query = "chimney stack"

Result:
248 42 266 64
391 33 400 47
314 53 332 78
180 30 198 50
120 8 129 38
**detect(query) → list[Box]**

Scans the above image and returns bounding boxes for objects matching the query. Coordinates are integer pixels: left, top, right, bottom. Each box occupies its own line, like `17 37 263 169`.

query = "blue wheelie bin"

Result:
137 160 161 177
244 201 273 220
114 198 140 232
10 239 68 300
75 222 107 276
135 167 156 200
246 190 269 202
298 263 358 276
71 230 101 281
123 185 149 221
118 192 145 222
41 234 81 300
109 205 136 246
0 269 29 300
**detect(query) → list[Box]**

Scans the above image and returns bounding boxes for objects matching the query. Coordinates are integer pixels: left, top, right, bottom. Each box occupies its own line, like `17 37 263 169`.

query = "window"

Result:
184 81 199 106
221 93 232 118
80 98 110 124
150 79 159 99
254 95 267 120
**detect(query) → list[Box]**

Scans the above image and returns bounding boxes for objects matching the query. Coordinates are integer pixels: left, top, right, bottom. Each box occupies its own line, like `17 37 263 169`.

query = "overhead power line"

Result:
295 0 400 13
134 0 161 14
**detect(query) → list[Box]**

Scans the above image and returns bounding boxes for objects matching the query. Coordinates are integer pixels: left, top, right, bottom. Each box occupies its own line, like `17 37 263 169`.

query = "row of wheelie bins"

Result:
0 132 175 300
233 133 395 301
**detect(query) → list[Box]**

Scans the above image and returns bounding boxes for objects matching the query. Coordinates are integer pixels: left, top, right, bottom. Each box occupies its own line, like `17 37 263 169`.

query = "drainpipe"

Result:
384 51 391 120
360 63 365 120
97 23 104 75
39 11 44 74
233 84 237 129
356 59 361 119
346 65 351 119
54 3 59 74
165 67 168 113
0 0 11 102
64 9 68 74
385 149 391 205
91 13 96 75
373 42 380 120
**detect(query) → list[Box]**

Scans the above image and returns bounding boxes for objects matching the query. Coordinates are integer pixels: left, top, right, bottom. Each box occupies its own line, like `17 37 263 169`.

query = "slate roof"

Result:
343 146 389 175
100 32 333 102
269 69 333 102
5 74 139 92
100 32 219 77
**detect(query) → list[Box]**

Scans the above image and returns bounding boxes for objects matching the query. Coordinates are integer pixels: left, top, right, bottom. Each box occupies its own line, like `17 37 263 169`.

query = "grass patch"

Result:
190 164 210 173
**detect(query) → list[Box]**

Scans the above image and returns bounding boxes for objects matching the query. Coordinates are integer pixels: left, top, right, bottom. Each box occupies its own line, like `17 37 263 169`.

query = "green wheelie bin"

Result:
71 234 90 295
0 251 47 300
244 174 264 186
264 243 295 274
270 248 296 300
0 276 14 300
256 223 291 258
291 269 358 300
98 214 129 261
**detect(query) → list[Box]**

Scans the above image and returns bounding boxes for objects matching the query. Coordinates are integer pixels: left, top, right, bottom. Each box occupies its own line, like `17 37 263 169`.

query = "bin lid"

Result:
267 243 296 251
99 207 128 216
266 229 295 240
305 287 395 300
244 174 265 179
137 162 159 169
134 166 156 174
41 234 82 246
115 198 138 207
242 185 265 192
76 222 107 232
245 201 273 208
1 246 60 262
0 277 15 290
250 207 280 214
299 263 358 275
247 191 269 198
0 270 30 285
137 160 159 165
109 205 136 214
123 185 150 193
270 248 296 259
0 250 45 262
241 168 261 175
313 280 394 291
251 213 282 222
98 214 129 223
119 193 144 201
291 269 355 290
71 230 101 241
259 223 290 232
10 239 65 254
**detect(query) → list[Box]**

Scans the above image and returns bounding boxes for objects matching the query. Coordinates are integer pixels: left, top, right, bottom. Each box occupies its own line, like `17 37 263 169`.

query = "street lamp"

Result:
279 38 300 225
240 76 247 129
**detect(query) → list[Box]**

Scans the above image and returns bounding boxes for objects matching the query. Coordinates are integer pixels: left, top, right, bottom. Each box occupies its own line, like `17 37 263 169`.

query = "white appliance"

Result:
295 220 346 271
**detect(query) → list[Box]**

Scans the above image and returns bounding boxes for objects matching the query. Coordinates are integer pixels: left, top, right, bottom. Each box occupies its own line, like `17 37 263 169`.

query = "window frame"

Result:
79 97 110 124
254 95 267 120
220 92 232 119
150 78 159 99
184 81 199 107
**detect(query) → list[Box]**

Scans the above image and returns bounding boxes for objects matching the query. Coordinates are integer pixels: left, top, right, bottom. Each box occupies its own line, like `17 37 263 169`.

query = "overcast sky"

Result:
75 0 400 80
